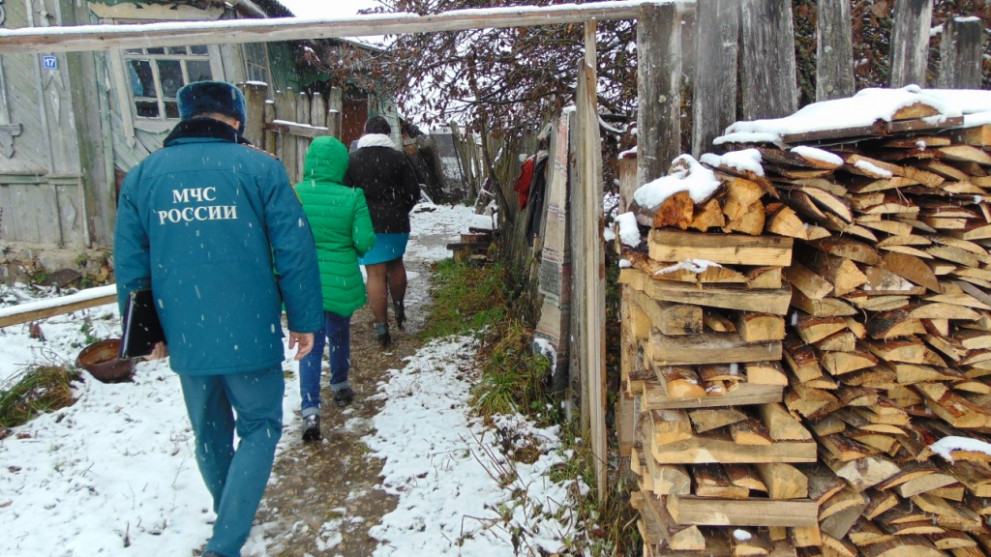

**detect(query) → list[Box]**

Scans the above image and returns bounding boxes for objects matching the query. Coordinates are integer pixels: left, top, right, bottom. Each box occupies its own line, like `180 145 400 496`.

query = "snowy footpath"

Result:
0 202 592 557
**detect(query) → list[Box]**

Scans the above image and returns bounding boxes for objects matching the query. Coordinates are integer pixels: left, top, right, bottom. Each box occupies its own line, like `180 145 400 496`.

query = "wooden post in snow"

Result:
263 101 276 154
295 92 309 181
636 3 682 186
691 0 738 157
816 0 855 101
274 89 298 184
310 91 327 129
573 19 607 502
328 87 344 139
740 0 798 120
938 16 984 89
241 81 268 148
889 0 933 87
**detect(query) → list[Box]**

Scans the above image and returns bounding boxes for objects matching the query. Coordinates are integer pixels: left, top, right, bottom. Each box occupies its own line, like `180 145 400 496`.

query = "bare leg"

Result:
385 257 407 306
364 262 389 325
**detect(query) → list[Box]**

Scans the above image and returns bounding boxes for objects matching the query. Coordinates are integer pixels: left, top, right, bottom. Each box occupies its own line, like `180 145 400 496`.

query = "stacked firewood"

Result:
619 156 821 555
620 111 991 556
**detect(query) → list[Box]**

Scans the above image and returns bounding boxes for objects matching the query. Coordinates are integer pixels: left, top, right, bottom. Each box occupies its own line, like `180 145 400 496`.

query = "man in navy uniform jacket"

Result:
114 81 322 557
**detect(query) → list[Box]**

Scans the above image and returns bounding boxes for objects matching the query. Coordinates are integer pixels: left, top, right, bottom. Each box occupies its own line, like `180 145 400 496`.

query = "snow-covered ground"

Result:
0 202 591 557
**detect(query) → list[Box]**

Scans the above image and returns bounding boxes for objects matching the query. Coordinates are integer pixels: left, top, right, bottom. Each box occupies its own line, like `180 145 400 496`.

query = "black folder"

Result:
119 289 165 359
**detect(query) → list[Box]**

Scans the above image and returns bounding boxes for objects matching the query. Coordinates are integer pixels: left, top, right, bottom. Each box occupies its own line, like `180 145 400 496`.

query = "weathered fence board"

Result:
816 0 855 101
740 0 798 120
691 0 738 157
572 21 607 501
938 16 984 88
889 0 934 87
637 3 684 186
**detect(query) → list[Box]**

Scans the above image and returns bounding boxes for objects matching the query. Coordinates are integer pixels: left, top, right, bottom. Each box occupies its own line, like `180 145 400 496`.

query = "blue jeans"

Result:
299 311 351 417
179 367 284 557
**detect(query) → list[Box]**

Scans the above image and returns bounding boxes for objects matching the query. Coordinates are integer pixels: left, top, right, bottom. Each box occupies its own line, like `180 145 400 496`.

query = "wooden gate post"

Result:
889 0 933 87
816 0 855 101
637 3 682 187
938 16 984 89
691 0 738 157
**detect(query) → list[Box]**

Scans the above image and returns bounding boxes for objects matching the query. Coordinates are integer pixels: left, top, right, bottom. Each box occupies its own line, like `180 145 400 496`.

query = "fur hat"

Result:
177 81 246 131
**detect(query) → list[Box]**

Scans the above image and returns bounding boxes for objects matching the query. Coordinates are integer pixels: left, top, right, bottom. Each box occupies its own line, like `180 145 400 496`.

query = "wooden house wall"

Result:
0 0 262 252
0 0 92 248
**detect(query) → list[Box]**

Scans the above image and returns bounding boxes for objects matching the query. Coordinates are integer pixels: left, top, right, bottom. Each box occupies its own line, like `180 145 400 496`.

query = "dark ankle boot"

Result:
393 300 406 330
302 415 320 442
375 322 391 348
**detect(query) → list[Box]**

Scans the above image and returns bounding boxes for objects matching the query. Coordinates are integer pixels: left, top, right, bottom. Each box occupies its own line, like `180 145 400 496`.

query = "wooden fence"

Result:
643 0 986 190
240 83 342 185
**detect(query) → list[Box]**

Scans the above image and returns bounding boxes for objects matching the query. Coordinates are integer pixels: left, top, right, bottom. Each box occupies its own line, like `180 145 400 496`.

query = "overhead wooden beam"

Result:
0 1 695 54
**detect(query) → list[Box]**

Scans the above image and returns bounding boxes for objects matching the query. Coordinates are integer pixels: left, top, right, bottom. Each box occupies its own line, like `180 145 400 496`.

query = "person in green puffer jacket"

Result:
294 136 376 442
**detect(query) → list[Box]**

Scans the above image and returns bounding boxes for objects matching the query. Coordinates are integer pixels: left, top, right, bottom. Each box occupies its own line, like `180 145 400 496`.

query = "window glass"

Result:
135 100 159 118
187 60 212 83
128 59 155 98
243 42 270 84
158 60 183 97
122 45 214 122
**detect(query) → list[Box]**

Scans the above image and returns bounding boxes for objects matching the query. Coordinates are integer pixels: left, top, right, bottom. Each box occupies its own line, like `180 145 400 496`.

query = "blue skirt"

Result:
359 233 409 265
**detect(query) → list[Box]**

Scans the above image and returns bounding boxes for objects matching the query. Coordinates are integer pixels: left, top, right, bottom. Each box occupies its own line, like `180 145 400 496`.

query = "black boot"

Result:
393 299 406 330
333 387 355 407
375 322 391 348
301 415 320 442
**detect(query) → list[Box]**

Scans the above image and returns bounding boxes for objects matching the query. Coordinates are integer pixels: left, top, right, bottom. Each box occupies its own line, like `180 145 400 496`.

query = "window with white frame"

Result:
243 42 271 84
123 45 214 119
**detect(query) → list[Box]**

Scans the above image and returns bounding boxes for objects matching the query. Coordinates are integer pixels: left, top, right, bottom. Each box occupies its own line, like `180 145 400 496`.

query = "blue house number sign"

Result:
43 56 57 70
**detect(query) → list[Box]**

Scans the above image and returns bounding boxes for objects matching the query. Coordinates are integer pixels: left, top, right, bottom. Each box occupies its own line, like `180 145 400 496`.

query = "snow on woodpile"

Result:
620 86 991 556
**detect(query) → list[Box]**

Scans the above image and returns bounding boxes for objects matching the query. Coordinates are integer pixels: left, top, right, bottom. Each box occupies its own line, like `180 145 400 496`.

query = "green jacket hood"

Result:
303 136 349 183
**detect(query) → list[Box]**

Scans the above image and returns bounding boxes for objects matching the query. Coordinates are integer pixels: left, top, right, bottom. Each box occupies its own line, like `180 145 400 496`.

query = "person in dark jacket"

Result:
294 136 376 441
114 81 323 557
344 116 420 347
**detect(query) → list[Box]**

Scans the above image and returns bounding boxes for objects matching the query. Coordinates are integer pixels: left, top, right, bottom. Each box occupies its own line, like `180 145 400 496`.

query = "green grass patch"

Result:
419 258 506 340
0 365 78 432
420 254 639 555
471 317 554 421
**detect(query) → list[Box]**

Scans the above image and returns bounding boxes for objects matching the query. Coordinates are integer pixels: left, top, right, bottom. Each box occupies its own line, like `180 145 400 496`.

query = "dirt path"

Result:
254 259 435 556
